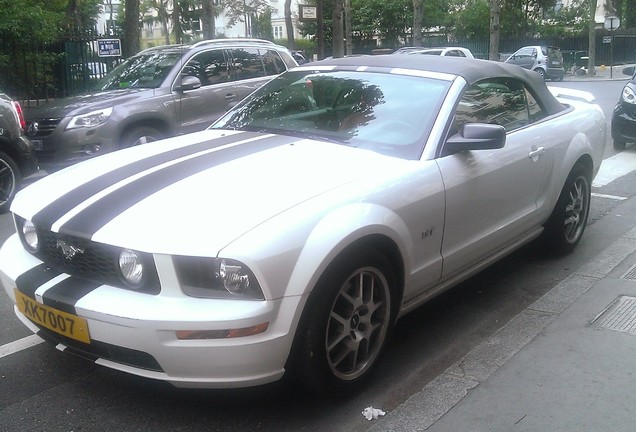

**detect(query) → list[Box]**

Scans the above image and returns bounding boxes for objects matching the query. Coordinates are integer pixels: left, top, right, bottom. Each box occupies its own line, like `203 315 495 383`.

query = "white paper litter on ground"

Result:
362 406 386 421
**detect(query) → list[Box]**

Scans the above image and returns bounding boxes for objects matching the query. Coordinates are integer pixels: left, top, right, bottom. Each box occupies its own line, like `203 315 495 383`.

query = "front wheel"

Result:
121 126 163 149
534 68 546 80
287 249 396 395
0 151 20 213
541 164 591 254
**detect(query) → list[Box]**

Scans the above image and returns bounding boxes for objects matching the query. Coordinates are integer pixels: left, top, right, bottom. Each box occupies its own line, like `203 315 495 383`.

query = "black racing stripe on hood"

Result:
59 133 300 239
33 131 260 230
16 264 63 298
41 277 102 315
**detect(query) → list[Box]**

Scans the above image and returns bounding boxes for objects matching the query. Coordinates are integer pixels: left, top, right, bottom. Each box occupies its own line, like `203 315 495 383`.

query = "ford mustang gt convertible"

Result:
0 56 606 394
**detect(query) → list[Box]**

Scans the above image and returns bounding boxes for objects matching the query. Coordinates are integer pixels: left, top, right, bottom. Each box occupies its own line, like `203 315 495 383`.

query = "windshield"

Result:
93 50 185 91
211 70 450 159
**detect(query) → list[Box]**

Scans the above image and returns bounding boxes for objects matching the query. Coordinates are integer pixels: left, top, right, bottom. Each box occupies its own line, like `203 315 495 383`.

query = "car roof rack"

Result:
190 38 276 48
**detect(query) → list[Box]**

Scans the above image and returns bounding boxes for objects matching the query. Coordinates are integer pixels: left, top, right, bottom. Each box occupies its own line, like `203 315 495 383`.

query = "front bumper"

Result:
0 234 301 388
611 102 636 143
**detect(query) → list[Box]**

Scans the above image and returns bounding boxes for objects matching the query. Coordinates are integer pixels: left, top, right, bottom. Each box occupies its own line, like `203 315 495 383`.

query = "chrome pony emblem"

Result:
56 239 84 260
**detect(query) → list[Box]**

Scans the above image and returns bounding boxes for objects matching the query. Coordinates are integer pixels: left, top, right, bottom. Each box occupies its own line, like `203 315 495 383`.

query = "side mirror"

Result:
623 65 635 77
443 123 506 156
176 75 202 92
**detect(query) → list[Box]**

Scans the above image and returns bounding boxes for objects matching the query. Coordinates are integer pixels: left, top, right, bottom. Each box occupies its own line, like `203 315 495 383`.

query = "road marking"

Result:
592 192 628 200
0 334 43 359
593 150 636 187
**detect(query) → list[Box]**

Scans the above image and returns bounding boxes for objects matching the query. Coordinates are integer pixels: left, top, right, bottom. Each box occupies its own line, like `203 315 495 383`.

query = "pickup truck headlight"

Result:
621 85 636 105
174 256 264 300
66 107 113 129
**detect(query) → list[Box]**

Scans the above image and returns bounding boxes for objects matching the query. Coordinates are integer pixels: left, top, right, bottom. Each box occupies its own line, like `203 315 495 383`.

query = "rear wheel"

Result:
0 151 20 213
121 126 163 149
613 140 627 151
287 249 396 395
541 164 591 254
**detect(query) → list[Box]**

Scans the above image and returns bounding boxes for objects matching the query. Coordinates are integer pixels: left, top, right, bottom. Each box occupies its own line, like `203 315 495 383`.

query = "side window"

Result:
260 49 287 76
231 48 265 81
453 78 537 133
182 50 230 86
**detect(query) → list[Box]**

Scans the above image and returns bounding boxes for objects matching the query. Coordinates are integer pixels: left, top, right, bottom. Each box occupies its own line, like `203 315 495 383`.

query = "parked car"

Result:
401 46 475 59
611 65 636 150
505 45 565 81
23 38 297 171
0 55 606 395
0 92 38 212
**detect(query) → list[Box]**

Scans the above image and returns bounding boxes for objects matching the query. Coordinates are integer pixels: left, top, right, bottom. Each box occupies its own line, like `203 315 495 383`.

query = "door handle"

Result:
528 146 545 159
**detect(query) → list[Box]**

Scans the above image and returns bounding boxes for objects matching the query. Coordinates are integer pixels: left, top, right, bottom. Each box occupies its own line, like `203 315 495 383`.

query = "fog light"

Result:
176 322 269 339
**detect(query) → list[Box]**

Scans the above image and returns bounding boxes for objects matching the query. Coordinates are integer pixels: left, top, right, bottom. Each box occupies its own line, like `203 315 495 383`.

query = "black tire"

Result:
613 140 626 151
541 164 591 254
0 151 20 213
534 68 546 80
121 126 163 149
287 248 397 395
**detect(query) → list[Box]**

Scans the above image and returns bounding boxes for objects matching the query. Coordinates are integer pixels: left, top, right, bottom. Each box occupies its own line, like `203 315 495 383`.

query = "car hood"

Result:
12 129 408 256
24 88 153 119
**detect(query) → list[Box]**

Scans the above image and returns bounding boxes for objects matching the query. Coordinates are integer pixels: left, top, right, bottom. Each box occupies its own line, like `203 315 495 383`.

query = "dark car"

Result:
505 45 565 81
611 65 636 150
24 39 297 171
0 92 38 212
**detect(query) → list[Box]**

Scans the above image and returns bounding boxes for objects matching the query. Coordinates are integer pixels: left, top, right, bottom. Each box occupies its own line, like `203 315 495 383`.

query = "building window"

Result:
273 25 284 40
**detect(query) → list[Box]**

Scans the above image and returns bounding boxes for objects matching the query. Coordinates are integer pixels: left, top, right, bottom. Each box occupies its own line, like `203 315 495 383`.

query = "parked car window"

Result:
454 78 544 132
515 47 536 59
261 49 287 75
231 48 265 81
182 49 230 86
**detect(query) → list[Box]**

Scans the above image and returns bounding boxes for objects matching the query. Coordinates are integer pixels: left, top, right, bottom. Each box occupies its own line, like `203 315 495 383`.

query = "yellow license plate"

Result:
15 289 91 344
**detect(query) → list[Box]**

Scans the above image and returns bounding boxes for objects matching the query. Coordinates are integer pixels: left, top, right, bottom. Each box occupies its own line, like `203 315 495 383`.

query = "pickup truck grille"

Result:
25 118 61 138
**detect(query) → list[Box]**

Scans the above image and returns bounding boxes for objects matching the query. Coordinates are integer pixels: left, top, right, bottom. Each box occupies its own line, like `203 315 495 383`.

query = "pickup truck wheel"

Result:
613 140 626 151
542 164 591 254
121 126 163 149
0 151 20 213
287 249 395 395
534 68 546 80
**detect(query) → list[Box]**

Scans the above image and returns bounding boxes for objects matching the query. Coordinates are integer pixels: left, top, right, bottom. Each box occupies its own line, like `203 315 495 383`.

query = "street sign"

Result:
299 4 317 20
604 15 620 31
603 35 612 43
97 39 122 57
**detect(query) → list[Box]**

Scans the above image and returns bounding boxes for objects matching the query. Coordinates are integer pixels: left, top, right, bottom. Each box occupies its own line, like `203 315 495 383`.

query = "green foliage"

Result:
0 0 66 43
451 0 490 40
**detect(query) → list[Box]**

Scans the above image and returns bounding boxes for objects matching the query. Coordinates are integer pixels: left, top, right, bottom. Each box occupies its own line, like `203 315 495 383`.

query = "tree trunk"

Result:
488 0 500 61
332 0 344 58
123 0 140 57
173 1 183 44
201 0 216 40
587 0 598 76
285 0 295 49
345 0 352 54
412 0 423 47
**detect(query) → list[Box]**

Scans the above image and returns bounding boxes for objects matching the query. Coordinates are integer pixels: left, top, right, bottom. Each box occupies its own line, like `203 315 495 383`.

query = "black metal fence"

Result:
0 36 123 106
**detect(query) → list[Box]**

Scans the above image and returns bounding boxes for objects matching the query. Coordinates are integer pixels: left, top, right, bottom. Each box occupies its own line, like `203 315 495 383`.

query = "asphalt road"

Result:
0 79 631 432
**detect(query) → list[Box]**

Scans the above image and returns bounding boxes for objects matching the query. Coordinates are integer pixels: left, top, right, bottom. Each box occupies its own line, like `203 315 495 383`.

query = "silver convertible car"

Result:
0 56 605 394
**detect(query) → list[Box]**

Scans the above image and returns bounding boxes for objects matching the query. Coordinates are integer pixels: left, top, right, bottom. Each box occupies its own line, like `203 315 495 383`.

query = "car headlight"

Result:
66 107 113 130
621 86 636 105
16 217 40 253
119 248 145 287
174 256 264 300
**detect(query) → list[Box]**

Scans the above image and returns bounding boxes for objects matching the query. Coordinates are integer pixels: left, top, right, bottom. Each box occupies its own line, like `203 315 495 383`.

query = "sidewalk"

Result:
368 173 636 429
563 63 633 81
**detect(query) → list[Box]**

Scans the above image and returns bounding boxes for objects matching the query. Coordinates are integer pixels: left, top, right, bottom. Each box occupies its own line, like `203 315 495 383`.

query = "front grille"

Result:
33 229 160 294
26 118 61 138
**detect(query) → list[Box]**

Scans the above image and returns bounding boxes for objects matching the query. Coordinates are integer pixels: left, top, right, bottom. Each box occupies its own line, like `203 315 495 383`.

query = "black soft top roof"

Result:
311 55 565 115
